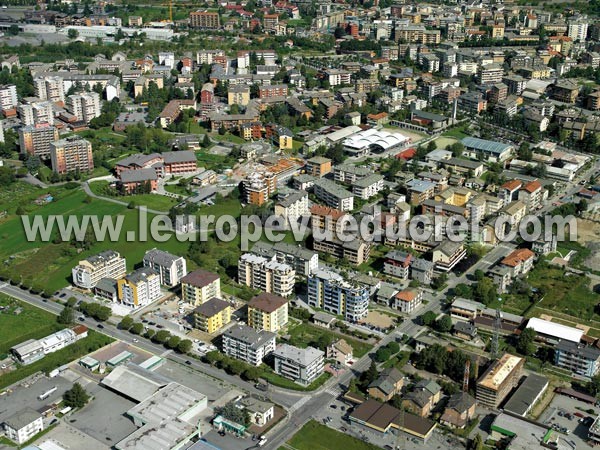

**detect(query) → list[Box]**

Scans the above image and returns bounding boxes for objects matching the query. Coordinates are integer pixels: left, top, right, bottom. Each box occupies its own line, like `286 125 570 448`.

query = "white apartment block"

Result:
221 324 276 366
72 250 126 289
324 69 352 86
274 191 309 228
568 19 589 42
142 249 187 287
34 76 65 103
18 101 54 126
313 179 354 211
159 52 175 69
273 344 325 385
352 174 384 199
0 84 18 112
66 92 101 123
238 253 295 297
3 409 44 445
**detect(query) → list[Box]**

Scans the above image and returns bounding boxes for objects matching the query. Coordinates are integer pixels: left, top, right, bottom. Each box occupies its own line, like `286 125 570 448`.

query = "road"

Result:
0 283 303 411
81 181 169 215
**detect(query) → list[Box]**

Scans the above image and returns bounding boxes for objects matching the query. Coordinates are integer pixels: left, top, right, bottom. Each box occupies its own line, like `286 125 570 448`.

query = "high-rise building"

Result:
0 84 18 112
18 100 54 126
189 11 220 29
117 268 161 308
72 250 127 289
142 249 187 287
66 92 101 123
307 268 369 322
568 17 589 42
181 269 221 306
34 76 65 103
242 171 277 206
18 125 59 158
49 136 94 174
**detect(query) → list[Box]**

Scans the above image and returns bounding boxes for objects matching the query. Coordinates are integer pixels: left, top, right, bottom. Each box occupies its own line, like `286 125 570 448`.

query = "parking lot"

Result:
538 393 597 449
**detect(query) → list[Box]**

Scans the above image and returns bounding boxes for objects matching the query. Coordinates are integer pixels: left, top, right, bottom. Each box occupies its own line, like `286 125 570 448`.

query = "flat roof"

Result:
462 136 513 155
477 353 523 391
503 374 549 416
101 365 166 402
526 317 583 343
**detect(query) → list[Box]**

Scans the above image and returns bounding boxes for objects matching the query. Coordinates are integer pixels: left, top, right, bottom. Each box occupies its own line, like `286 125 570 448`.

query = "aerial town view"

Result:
1 0 600 449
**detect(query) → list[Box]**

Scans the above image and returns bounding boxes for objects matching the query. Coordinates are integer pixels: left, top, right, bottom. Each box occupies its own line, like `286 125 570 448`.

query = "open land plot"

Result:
432 136 458 149
88 180 179 211
285 322 373 358
361 310 395 329
0 295 63 356
282 420 381 450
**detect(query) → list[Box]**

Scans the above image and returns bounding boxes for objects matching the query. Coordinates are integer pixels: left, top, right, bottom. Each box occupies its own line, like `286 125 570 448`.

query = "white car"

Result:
133 338 139 343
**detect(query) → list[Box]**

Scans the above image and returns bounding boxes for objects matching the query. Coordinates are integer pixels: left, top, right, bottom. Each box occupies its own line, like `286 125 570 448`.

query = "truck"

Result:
257 437 268 447
48 369 59 378
38 386 57 401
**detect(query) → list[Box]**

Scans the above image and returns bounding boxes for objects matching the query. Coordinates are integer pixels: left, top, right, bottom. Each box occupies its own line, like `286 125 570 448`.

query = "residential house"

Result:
326 339 353 366
367 367 404 402
440 392 477 429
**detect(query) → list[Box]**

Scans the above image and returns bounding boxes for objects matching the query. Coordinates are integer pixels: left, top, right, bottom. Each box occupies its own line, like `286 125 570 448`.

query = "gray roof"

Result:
407 179 436 193
444 157 484 169
224 324 276 349
446 392 476 413
354 174 384 188
124 267 158 284
454 321 477 336
117 153 161 168
277 190 308 208
143 248 184 266
503 374 549 416
273 344 324 367
4 408 42 430
556 340 600 361
162 150 197 164
412 258 433 271
461 137 513 155
194 297 230 317
95 277 117 294
435 240 463 257
120 168 158 183
313 178 353 200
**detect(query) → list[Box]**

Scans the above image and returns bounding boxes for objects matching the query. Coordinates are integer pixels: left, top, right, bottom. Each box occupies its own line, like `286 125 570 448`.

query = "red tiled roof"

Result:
501 248 535 267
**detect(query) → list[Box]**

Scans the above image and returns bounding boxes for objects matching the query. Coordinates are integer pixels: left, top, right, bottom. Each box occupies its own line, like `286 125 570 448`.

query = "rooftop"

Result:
273 344 324 366
181 269 219 288
194 297 230 317
248 292 288 313
477 353 523 390
526 318 583 343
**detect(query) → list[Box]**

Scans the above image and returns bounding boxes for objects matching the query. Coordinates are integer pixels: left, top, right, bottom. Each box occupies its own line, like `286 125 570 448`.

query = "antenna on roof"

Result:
491 308 501 360
463 358 470 392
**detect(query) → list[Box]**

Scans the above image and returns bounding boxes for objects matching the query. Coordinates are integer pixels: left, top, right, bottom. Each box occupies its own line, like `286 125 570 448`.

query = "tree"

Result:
8 25 19 36
387 341 400 354
242 366 260 381
119 316 134 330
68 29 79 39
421 311 438 327
144 328 155 340
177 339 193 354
375 347 392 362
454 283 473 299
361 360 379 388
202 134 211 147
153 330 171 344
63 383 90 408
218 126 226 136
435 315 453 333
0 166 15 187
58 306 74 325
469 433 483 450
130 323 144 335
516 327 536 356
167 335 181 349
587 374 600 397
215 402 251 426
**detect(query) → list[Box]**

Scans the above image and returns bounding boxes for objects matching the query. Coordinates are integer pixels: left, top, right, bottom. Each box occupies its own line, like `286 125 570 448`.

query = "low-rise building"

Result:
554 340 600 377
326 339 353 366
383 251 412 279
432 240 466 272
367 367 404 402
3 408 44 445
353 174 384 199
394 288 423 313
273 344 324 386
440 393 476 429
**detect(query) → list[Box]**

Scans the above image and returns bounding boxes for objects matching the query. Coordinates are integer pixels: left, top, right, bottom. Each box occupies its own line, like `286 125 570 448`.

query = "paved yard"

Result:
361 310 395 329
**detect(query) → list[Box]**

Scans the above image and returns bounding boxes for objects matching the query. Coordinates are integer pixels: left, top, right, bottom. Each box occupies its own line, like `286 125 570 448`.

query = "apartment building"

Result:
432 240 467 272
353 174 384 199
307 269 369 322
34 76 65 103
517 180 543 211
189 10 220 29
476 353 524 408
3 409 44 445
50 137 94 174
18 100 54 126
66 92 102 123
221 323 276 366
0 84 17 113
273 344 325 386
242 171 277 206
72 250 126 289
499 248 535 277
18 125 59 158
478 64 504 84
259 84 288 99
238 253 295 297
552 80 579 104
193 297 232 334
313 178 354 211
322 69 352 86
248 292 289 332
312 237 371 266
249 241 319 277
142 249 187 287
555 340 600 378
181 269 221 305
305 156 332 177
334 163 370 183
458 91 487 115
228 85 250 106
117 268 161 308
407 179 436 205
383 251 412 279
274 191 309 227
394 288 423 313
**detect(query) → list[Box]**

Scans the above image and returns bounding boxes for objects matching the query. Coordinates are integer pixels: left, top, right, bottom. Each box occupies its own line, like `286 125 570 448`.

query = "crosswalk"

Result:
323 384 342 397
289 396 310 413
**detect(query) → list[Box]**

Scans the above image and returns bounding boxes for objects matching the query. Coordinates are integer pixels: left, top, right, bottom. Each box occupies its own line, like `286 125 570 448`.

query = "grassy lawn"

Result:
164 184 190 197
0 329 113 390
285 322 373 358
524 263 600 322
0 188 193 292
0 296 64 357
195 150 232 171
211 132 245 144
442 125 469 139
260 369 331 391
88 181 179 211
0 181 43 213
285 420 381 450
381 351 410 371
432 136 458 149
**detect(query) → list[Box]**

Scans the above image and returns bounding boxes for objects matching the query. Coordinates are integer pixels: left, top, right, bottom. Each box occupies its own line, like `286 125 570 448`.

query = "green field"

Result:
286 322 373 358
283 421 381 450
0 296 63 356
